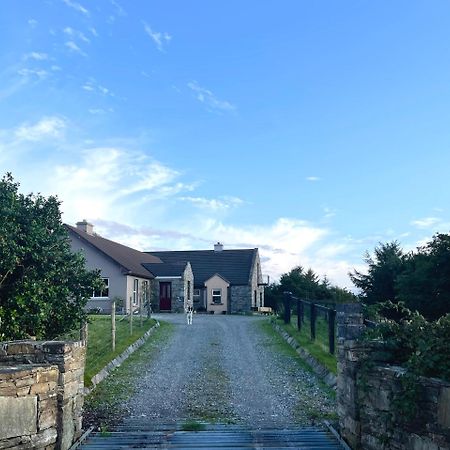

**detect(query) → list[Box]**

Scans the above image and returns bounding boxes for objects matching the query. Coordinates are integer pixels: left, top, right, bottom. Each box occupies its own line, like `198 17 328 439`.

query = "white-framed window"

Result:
193 288 201 302
133 279 139 305
93 278 109 298
212 289 222 304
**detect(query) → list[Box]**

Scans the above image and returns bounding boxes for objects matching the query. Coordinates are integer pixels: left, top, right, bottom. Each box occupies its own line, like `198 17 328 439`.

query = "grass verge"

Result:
83 320 174 430
84 315 157 386
276 316 337 375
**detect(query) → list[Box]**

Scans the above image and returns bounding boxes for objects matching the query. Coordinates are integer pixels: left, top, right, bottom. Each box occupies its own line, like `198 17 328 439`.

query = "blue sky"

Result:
2 1 450 288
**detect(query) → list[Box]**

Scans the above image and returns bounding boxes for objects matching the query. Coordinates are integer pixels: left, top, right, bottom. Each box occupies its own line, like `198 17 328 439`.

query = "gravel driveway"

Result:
124 314 335 428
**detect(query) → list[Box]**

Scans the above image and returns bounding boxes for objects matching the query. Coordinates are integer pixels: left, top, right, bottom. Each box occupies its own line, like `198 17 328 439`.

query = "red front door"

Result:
159 282 172 311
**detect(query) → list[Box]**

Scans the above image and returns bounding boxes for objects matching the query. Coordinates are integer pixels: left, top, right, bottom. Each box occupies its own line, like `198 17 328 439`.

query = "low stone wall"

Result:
337 304 450 450
0 340 86 450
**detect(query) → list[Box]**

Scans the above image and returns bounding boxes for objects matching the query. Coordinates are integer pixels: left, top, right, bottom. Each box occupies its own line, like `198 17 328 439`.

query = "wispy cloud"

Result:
88 108 114 115
14 117 67 142
306 176 320 182
24 52 49 61
63 27 90 43
28 19 38 28
62 0 89 16
143 22 171 52
65 41 87 57
410 217 440 229
82 79 114 96
187 81 235 112
110 0 126 17
179 196 244 211
18 68 49 80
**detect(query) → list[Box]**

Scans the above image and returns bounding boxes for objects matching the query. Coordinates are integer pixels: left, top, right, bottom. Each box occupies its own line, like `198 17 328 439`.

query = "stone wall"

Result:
0 340 86 450
230 285 251 313
337 304 450 450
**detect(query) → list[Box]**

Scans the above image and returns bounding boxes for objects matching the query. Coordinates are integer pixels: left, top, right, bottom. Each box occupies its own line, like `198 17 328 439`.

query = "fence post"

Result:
310 302 316 341
80 320 88 345
297 298 302 331
328 308 336 354
111 299 116 352
283 291 291 324
130 296 133 336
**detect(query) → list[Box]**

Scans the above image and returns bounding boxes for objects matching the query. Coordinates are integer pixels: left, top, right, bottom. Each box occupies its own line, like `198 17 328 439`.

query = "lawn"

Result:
276 315 337 375
84 315 157 386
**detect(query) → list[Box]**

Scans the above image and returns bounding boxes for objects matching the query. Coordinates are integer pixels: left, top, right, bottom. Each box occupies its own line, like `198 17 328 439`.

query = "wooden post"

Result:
80 320 88 345
328 309 336 354
111 299 116 352
130 296 133 336
310 302 316 341
283 292 291 324
140 291 143 327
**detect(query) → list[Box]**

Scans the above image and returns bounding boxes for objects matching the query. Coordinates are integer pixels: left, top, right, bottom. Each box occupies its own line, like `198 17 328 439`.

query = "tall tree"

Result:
396 233 450 320
349 241 405 305
0 173 101 340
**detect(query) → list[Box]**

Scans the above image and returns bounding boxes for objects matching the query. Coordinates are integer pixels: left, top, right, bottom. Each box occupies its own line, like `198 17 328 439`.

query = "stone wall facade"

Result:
337 304 450 450
230 285 251 313
0 340 86 450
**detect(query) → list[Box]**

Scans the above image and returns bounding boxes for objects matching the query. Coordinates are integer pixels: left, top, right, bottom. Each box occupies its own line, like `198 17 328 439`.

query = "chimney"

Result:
214 242 224 252
76 219 94 235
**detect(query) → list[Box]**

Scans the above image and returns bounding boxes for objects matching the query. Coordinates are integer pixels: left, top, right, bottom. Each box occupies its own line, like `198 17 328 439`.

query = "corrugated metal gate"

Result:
77 424 345 449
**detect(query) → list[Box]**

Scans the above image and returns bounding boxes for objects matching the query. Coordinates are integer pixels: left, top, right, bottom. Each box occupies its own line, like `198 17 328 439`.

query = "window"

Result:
212 289 222 304
193 289 201 302
254 290 257 307
93 278 109 298
133 279 139 305
260 291 263 307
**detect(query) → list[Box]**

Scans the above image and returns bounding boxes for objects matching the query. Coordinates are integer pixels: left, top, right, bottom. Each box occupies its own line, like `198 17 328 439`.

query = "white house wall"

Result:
205 275 230 314
68 234 128 313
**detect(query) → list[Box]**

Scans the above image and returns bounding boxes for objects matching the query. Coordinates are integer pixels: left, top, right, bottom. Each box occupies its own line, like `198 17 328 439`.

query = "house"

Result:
66 221 193 314
147 243 266 314
66 220 265 314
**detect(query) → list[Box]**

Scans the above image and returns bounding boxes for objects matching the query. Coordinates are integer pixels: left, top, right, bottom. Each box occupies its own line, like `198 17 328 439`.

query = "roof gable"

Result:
66 224 162 278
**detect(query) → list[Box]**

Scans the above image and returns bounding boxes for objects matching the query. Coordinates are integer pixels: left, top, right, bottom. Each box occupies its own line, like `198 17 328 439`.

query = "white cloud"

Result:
179 196 243 211
18 68 48 80
90 27 99 37
28 19 38 27
24 52 48 61
187 81 235 112
14 117 67 142
82 80 114 96
143 22 171 52
88 108 114 115
63 27 90 43
110 0 126 16
306 176 320 181
62 0 89 16
65 41 87 57
410 217 440 229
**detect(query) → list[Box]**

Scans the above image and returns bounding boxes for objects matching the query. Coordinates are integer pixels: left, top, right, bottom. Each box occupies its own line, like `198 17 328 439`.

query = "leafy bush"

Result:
364 304 450 381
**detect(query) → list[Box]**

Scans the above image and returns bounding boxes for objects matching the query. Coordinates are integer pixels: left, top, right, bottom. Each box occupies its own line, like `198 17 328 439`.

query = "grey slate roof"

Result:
143 263 186 277
66 225 162 279
146 249 257 287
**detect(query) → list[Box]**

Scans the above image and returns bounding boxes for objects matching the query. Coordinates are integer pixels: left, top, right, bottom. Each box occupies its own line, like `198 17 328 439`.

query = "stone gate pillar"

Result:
336 303 365 450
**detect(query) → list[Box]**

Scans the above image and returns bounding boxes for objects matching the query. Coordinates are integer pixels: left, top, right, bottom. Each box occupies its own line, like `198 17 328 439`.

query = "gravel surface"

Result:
123 314 335 428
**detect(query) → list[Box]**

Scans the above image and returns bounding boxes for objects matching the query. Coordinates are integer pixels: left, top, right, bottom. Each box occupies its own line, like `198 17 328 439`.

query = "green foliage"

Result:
363 306 450 381
349 241 405 305
0 173 102 340
361 306 450 424
352 235 450 319
265 265 357 312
